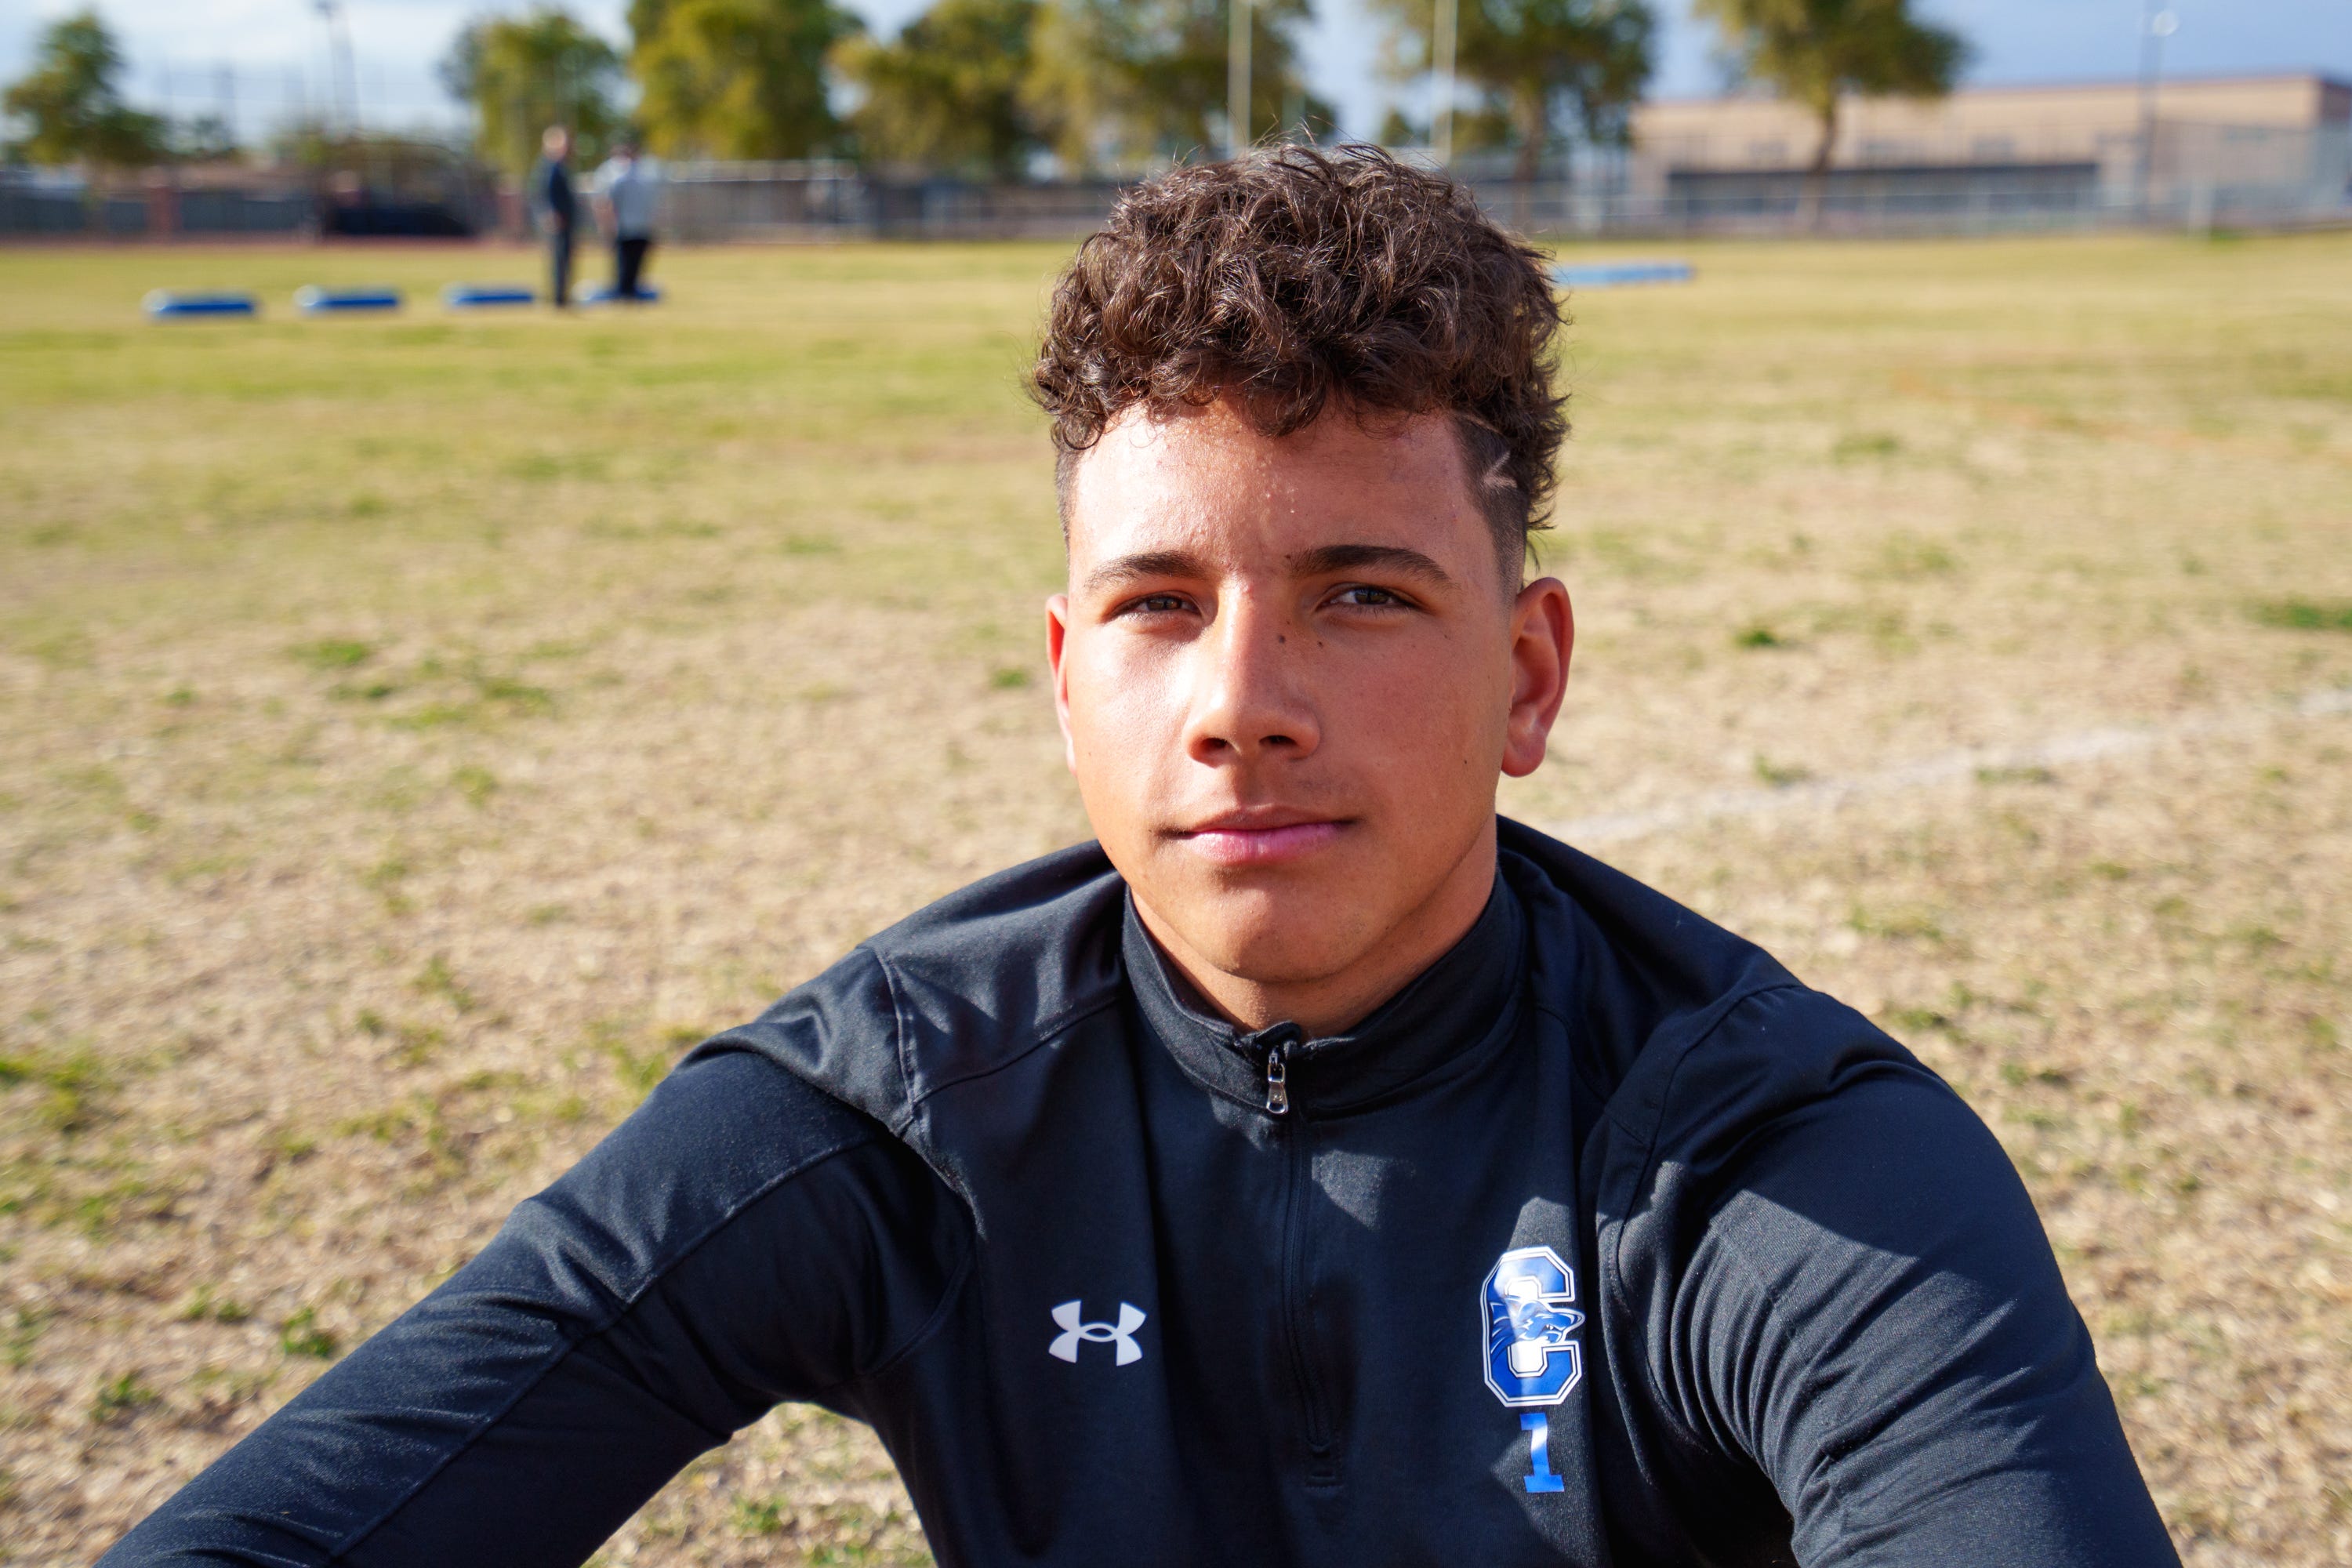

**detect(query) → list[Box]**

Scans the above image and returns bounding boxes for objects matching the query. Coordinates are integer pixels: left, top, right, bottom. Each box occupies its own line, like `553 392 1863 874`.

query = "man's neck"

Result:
1133 818 1500 1039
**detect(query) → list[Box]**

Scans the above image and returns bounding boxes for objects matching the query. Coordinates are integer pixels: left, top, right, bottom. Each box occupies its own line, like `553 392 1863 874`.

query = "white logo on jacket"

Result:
1048 1301 1146 1365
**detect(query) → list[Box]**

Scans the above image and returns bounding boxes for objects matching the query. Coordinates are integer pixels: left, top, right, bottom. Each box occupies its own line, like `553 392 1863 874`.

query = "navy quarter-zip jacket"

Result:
103 821 2179 1566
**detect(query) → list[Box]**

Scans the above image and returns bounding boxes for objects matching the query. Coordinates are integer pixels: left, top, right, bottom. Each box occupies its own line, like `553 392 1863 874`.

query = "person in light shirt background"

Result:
592 140 662 301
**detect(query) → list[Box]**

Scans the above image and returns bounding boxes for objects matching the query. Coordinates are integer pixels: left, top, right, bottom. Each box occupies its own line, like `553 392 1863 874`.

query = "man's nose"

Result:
1182 594 1320 764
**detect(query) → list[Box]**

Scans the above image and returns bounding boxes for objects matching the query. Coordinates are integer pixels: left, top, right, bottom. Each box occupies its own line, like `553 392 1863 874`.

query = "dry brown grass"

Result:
2 233 2348 1565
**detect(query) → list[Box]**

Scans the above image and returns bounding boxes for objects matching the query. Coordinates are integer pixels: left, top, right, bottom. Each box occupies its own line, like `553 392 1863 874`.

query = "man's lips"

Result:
1171 815 1349 868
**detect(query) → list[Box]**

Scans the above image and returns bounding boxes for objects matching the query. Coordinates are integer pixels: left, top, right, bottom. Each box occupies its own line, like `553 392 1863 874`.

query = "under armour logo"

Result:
1048 1300 1146 1366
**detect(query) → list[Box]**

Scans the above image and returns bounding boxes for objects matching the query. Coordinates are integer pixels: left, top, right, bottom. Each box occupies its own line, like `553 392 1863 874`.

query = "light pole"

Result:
2134 2 2177 217
315 0 358 134
1432 0 1459 165
1229 0 1253 158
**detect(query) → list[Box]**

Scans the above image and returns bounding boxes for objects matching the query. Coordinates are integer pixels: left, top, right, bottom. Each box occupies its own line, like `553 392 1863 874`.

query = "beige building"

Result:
1622 74 2352 221
1635 74 2350 171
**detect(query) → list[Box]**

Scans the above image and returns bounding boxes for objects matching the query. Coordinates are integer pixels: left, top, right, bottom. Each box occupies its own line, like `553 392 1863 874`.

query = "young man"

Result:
105 148 2178 1566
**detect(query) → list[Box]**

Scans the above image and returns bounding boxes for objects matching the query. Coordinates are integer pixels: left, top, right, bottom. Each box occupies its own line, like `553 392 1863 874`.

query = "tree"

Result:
169 112 241 163
438 8 623 176
834 0 1041 176
1373 0 1654 184
2 9 169 169
632 0 860 159
1023 0 1327 173
1693 0 1968 220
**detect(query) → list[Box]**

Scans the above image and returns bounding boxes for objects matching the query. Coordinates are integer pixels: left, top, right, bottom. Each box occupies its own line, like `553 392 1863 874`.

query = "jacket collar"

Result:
1123 869 1526 1117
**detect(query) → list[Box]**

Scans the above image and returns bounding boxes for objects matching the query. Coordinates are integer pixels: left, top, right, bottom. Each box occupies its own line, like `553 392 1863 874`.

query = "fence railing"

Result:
652 127 2351 241
6 122 2346 243
652 162 1132 241
0 187 165 237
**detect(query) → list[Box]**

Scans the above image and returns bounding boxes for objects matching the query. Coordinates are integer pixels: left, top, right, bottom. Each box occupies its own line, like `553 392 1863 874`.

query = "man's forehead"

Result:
1089 398 1455 474
1064 401 1476 566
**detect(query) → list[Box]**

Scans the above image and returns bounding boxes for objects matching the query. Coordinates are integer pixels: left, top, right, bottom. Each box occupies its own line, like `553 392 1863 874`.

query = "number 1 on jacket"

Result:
1522 1412 1565 1494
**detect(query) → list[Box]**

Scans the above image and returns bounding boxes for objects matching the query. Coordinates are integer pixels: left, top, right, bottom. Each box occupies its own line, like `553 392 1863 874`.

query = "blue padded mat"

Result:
296 286 402 313
442 284 537 307
144 290 259 318
1550 261 1693 289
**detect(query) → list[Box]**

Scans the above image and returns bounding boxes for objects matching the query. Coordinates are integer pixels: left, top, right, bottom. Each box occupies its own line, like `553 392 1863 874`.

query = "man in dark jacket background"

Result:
530 125 576 309
102 147 2180 1566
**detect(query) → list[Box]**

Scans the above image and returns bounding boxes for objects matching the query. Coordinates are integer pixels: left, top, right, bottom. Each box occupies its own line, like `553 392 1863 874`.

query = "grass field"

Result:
2 231 2350 1565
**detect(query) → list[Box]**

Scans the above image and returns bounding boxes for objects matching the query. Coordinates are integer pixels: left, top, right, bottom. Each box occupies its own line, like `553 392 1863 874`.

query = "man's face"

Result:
1049 400 1571 997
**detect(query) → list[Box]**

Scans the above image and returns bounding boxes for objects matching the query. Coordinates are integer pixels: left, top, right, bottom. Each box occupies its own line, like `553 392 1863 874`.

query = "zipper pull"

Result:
1265 1041 1290 1116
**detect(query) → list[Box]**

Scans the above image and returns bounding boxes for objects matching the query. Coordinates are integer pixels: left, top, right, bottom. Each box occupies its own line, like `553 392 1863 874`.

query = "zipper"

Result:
1257 1027 1337 1482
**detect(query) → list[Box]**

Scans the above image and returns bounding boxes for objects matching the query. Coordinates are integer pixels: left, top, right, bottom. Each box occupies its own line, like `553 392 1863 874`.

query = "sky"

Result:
2 0 2347 149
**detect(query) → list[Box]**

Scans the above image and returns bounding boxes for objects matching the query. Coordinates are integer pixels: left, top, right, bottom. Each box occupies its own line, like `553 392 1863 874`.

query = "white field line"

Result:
1548 685 2352 847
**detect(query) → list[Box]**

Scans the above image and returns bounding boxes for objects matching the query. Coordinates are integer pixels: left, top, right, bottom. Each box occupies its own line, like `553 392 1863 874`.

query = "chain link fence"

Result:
7 121 2347 243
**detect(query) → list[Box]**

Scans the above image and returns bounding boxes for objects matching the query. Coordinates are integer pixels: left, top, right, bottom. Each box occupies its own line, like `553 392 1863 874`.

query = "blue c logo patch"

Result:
1481 1246 1585 1407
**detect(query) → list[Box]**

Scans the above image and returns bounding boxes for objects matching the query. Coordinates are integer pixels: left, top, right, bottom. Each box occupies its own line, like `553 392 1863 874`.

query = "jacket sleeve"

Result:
98 1045 968 1567
1661 1064 2180 1567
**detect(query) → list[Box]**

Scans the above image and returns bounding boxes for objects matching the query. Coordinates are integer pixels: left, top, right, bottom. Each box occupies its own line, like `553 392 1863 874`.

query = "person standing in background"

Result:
532 125 578 309
593 140 662 300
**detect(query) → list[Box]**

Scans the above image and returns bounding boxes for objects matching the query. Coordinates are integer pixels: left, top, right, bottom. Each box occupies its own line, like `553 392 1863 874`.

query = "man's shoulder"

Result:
1499 817 1929 1171
702 842 1128 1128
1501 817 1808 1077
864 838 1130 1042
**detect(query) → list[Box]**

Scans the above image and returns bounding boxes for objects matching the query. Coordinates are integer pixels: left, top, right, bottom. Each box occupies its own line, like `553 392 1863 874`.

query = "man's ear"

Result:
1046 593 1078 775
1501 576 1573 779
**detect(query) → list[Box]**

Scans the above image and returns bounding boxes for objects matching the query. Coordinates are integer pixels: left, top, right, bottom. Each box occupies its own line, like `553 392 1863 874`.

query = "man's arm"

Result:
100 1045 967 1566
1665 1062 2173 1561
1663 1062 2180 1566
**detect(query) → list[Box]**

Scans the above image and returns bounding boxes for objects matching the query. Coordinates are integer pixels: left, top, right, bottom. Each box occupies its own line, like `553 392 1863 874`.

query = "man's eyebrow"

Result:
1292 543 1455 586
1080 549 1207 597
1079 543 1456 597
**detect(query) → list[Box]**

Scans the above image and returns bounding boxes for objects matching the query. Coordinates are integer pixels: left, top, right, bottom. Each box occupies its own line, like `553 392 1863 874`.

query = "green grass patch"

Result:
2252 600 2352 633
412 954 477 1014
89 1371 158 1424
291 638 376 670
278 1306 339 1359
0 1043 111 1134
176 1285 252 1324
1833 430 1903 459
5 1308 48 1369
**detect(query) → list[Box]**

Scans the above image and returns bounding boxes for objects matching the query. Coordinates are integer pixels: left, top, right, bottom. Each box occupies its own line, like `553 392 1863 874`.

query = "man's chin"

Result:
1140 887 1383 993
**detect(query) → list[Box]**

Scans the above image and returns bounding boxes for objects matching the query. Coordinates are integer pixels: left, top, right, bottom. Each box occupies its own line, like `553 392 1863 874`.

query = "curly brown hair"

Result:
1029 144 1567 571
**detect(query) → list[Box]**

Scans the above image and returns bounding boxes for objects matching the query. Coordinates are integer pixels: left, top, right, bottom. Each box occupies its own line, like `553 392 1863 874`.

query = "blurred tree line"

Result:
1373 0 1651 182
1 9 238 172
432 0 1665 177
4 0 1964 185
436 0 1348 176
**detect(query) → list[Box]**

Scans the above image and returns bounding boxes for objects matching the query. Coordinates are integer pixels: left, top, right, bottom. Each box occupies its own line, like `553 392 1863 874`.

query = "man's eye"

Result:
1330 585 1405 608
1123 593 1192 615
